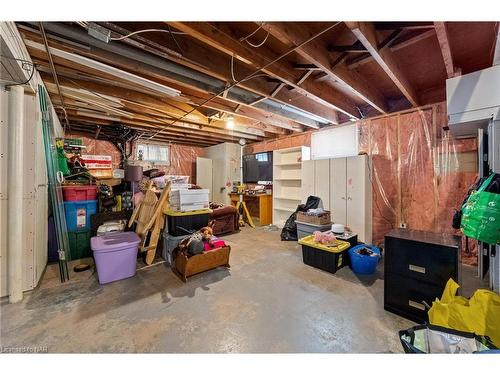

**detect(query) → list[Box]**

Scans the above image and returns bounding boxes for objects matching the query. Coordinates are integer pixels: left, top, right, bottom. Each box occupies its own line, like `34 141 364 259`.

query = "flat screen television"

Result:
243 152 273 183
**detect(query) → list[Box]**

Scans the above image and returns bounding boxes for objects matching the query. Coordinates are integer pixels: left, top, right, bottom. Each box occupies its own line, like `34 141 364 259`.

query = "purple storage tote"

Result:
91 232 140 284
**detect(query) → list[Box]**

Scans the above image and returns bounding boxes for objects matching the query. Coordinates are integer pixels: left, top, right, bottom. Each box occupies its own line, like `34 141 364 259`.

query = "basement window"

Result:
136 143 170 165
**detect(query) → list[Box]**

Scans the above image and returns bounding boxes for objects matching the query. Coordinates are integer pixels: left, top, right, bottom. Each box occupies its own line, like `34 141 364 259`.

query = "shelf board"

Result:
273 162 301 167
274 206 296 212
274 178 301 181
274 196 302 201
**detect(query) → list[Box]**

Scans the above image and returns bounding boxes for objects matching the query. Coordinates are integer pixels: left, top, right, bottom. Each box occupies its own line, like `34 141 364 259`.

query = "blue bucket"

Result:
348 244 381 274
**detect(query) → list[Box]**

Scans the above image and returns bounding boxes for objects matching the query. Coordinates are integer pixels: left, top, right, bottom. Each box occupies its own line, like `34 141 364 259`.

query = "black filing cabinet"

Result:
384 229 460 323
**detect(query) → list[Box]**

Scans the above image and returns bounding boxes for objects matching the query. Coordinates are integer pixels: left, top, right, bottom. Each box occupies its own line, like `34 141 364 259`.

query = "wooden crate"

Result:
172 246 231 282
296 210 331 225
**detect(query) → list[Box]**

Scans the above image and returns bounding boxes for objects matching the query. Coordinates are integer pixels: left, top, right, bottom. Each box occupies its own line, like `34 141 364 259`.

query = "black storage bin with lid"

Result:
165 209 210 236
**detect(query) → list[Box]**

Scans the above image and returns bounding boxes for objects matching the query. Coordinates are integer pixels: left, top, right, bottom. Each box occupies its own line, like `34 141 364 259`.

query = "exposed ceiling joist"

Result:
434 22 460 78
168 22 359 120
374 22 434 31
60 111 249 145
347 29 436 69
262 22 388 114
346 21 419 107
25 23 324 129
23 38 296 135
40 70 271 137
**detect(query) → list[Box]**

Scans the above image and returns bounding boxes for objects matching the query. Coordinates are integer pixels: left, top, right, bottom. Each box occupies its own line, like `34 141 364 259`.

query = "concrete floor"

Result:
0 226 483 353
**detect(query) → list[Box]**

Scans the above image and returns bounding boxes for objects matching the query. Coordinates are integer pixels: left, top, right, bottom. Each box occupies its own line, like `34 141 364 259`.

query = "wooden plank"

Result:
263 22 388 114
29 51 288 136
41 71 269 138
347 29 436 69
434 22 460 78
346 22 419 107
25 39 302 133
21 25 333 127
169 22 358 119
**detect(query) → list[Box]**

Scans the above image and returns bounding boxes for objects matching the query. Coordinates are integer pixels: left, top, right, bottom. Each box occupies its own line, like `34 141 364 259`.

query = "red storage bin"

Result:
62 185 98 201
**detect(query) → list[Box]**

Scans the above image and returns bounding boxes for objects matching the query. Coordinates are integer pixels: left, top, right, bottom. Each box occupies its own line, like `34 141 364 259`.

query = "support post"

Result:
7 85 25 303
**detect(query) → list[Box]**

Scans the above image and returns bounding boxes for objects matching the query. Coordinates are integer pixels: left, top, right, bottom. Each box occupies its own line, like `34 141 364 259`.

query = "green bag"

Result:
461 173 500 244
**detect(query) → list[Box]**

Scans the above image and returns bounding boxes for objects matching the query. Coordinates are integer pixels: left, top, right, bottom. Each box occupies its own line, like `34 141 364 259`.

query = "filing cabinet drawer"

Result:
385 236 459 285
384 272 445 323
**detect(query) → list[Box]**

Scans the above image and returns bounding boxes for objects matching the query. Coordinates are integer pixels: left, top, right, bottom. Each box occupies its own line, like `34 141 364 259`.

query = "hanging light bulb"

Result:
226 114 235 129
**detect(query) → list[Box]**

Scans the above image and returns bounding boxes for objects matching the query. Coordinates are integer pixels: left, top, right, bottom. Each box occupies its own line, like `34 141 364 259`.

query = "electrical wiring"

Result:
109 28 187 41
148 22 341 140
230 54 270 83
239 23 264 42
2 56 36 88
166 24 184 55
245 31 270 48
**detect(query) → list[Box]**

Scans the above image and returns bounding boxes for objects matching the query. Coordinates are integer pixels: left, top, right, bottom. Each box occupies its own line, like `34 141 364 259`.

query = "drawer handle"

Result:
408 300 426 311
409 264 426 274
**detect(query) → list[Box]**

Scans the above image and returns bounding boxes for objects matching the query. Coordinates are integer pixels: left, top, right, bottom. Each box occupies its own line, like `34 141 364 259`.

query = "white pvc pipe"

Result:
7 85 24 303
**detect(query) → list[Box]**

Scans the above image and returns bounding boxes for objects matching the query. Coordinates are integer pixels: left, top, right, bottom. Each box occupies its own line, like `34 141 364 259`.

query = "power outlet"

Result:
400 222 407 229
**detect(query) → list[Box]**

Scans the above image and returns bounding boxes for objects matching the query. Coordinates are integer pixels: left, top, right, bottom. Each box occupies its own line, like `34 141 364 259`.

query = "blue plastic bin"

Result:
64 200 98 232
348 244 381 274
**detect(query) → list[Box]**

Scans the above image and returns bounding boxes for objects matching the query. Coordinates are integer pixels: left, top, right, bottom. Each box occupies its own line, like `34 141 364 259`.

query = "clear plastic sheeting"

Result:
360 103 478 265
64 135 205 183
246 102 479 265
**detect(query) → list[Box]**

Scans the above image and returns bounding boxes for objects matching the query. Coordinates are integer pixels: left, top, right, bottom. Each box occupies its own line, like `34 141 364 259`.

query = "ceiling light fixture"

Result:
226 114 235 130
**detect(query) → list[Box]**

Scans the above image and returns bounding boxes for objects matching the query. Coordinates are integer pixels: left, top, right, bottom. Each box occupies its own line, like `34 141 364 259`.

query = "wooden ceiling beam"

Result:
168 22 358 119
47 86 265 143
28 49 288 137
262 22 388 114
23 34 302 133
67 123 218 147
434 22 461 78
39 69 271 138
346 21 419 107
63 120 220 147
374 22 434 31
60 112 238 145
21 25 331 127
347 29 436 69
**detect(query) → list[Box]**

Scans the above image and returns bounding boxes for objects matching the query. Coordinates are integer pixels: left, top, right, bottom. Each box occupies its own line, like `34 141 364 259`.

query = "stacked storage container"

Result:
62 185 98 260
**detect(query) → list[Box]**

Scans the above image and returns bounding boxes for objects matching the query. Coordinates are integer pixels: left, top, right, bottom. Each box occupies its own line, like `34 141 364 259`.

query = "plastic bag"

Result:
461 173 500 244
428 278 500 347
399 324 497 353
280 196 321 241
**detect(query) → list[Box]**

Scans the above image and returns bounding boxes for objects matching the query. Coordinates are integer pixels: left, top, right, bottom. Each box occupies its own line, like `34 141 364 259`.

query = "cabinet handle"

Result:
347 196 352 200
408 300 426 311
341 197 346 200
409 264 426 274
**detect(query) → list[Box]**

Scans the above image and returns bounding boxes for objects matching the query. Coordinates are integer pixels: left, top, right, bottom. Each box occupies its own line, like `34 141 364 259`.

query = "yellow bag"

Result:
428 279 500 347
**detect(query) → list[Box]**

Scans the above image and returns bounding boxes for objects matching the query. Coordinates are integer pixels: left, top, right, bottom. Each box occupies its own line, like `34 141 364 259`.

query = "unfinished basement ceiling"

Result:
16 21 499 147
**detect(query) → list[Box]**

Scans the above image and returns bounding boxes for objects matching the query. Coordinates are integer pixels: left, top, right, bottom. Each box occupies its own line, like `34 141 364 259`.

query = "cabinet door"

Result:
346 155 371 243
301 159 315 203
314 159 330 210
330 157 347 225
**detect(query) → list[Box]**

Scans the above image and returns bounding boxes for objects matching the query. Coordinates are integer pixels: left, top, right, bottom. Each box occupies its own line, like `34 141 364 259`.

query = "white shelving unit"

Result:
272 146 310 227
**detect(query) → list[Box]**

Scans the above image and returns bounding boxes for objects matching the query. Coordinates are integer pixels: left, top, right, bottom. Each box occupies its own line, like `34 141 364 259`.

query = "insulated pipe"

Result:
7 85 24 303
